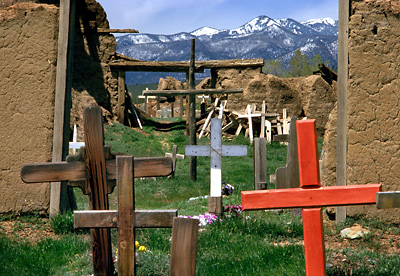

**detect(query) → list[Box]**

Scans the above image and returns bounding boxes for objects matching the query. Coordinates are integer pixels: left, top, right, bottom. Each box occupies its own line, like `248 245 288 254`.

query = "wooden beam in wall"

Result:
336 0 350 224
51 0 76 216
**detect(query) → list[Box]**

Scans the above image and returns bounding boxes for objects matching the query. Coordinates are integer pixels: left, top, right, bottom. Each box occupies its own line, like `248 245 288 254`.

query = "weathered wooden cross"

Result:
73 155 198 276
241 119 382 276
186 118 248 214
21 106 175 276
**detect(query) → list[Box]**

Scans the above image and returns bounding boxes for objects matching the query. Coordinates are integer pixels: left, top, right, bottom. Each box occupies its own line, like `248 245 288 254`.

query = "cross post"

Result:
241 119 382 276
186 118 248 214
21 106 174 276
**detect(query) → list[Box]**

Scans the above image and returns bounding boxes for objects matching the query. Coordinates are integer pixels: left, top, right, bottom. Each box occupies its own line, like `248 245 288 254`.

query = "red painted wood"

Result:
241 183 381 211
241 119 383 276
303 208 326 276
296 120 320 188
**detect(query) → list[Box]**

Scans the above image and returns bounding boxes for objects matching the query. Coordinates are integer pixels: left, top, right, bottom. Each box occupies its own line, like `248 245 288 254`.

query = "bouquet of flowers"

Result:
221 182 234 196
178 212 219 227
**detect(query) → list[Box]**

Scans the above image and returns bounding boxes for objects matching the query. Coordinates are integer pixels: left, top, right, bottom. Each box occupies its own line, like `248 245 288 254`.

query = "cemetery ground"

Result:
1 119 400 275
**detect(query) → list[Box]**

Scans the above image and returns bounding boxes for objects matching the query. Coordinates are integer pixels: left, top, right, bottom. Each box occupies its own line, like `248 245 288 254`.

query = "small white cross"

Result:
185 119 248 197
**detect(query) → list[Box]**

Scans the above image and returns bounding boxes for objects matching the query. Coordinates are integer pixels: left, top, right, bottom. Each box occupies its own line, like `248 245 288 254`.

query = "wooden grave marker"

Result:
254 137 267 190
186 118 248 215
275 117 300 189
21 106 174 276
241 119 382 276
165 145 185 177
74 155 198 276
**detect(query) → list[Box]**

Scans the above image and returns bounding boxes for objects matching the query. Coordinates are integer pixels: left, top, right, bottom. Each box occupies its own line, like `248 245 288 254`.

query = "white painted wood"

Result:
218 100 227 119
165 153 185 159
282 109 289 135
260 101 266 138
185 118 248 197
247 105 254 144
265 120 272 143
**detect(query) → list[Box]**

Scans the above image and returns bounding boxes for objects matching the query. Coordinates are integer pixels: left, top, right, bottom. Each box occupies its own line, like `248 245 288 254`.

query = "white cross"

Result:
185 119 248 197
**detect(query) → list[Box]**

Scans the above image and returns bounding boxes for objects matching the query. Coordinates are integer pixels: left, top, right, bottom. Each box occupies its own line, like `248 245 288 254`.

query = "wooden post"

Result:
188 38 197 180
50 0 76 216
171 101 174 117
254 138 267 190
180 95 184 117
275 117 300 189
260 101 266 138
83 107 114 275
169 217 199 276
118 71 126 124
336 0 350 224
116 156 135 275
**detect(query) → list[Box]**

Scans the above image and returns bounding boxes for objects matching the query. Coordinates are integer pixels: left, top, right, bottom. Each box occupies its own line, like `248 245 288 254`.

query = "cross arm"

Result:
241 184 382 210
376 192 400 209
21 157 173 183
74 209 178 228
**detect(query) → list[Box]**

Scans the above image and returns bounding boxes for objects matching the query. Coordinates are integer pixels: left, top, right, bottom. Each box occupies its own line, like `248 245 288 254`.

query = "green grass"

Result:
3 121 400 275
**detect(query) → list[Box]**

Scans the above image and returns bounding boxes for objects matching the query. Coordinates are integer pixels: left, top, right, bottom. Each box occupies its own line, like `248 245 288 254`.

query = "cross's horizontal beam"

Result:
376 192 400 209
109 60 205 72
185 145 248 157
110 58 264 72
74 210 178 228
21 157 173 183
242 184 382 210
142 88 243 97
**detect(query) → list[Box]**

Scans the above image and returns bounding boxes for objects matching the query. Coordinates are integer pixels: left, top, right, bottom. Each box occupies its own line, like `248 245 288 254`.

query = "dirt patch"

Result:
0 218 58 242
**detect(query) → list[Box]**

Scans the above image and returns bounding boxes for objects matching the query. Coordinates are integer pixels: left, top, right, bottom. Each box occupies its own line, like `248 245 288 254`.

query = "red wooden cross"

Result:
241 119 382 276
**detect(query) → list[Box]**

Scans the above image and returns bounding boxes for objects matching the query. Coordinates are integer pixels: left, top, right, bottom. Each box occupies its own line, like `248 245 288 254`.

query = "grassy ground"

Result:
1 118 400 275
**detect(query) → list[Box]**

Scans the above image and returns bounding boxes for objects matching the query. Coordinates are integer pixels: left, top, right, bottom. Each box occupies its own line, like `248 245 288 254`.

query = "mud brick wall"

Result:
0 3 59 213
0 0 118 214
322 0 400 221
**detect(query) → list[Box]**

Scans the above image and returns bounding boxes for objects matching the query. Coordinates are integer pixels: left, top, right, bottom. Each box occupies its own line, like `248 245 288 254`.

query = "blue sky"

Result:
97 0 338 35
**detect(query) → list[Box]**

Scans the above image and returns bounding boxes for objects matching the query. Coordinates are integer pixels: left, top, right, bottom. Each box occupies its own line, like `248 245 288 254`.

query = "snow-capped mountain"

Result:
116 15 338 84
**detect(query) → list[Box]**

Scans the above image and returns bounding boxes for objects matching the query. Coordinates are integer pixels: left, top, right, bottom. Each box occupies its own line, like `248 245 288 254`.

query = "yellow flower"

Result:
116 248 118 254
138 245 146 252
135 241 139 248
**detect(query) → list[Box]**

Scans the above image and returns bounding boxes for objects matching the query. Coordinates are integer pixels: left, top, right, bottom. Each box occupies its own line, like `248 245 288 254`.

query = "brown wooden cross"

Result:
73 155 198 276
21 106 174 276
241 119 382 276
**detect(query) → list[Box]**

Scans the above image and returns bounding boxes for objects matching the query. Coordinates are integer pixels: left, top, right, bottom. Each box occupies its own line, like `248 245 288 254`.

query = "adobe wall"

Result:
0 3 58 213
213 68 337 136
322 0 400 221
0 0 118 214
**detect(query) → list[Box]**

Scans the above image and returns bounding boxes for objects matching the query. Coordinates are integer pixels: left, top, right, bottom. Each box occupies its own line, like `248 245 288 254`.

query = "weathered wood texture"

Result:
74 210 177 228
254 138 267 190
117 156 135 276
188 39 197 181
50 0 76 216
21 157 173 183
169 218 199 276
97 28 139 33
336 0 350 224
376 192 400 209
110 58 264 72
118 71 126 124
275 117 299 189
83 106 114 276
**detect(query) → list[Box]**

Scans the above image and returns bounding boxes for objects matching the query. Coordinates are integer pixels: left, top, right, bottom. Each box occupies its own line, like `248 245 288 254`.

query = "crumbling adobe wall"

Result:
0 0 119 214
214 68 337 136
0 3 59 213
322 0 400 221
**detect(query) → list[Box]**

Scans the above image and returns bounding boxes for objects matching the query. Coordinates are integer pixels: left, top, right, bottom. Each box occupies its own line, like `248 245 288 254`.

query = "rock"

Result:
158 76 182 90
340 224 370 239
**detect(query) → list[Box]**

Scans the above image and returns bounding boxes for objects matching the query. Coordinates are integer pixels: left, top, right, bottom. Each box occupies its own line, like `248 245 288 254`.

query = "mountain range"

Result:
116 15 338 84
